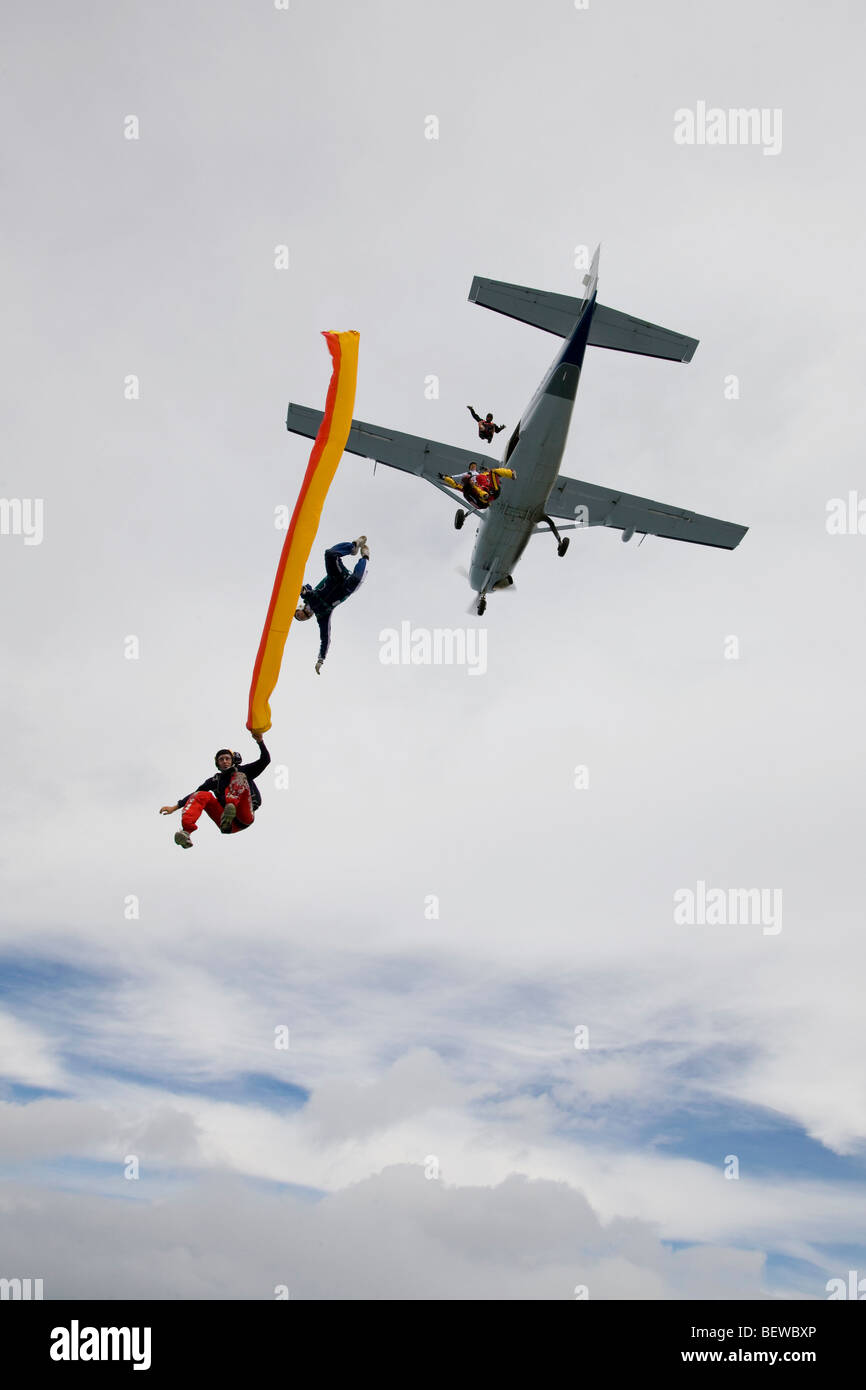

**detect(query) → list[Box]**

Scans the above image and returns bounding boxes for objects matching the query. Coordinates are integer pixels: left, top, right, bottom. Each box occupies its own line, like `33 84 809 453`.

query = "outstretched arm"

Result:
495 422 506 432
241 737 271 780
316 612 332 666
467 406 481 422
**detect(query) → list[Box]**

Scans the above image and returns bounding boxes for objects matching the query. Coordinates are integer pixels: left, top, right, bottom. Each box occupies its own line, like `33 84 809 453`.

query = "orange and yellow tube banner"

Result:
246 330 359 736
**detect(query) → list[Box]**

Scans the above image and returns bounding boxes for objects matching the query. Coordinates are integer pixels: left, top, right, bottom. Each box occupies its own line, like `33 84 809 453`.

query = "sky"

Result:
1 0 865 1300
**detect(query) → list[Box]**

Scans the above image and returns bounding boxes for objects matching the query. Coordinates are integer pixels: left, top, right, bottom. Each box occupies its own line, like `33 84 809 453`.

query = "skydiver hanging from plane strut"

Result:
439 462 517 510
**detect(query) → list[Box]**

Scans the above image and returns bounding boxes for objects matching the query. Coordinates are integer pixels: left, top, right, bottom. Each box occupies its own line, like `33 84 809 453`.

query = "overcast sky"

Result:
2 0 865 1300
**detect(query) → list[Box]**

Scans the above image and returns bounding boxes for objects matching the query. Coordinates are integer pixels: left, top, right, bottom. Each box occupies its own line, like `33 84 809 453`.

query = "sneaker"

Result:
351 535 367 555
220 803 238 833
174 829 193 849
360 541 370 559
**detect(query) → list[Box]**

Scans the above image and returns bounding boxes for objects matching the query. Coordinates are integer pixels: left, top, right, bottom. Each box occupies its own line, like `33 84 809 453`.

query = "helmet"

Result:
215 749 243 768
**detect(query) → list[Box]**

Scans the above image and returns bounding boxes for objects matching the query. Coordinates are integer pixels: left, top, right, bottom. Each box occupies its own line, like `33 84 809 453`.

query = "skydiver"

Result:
439 464 516 509
160 736 271 849
467 406 506 444
294 537 369 674
439 463 486 507
474 466 516 503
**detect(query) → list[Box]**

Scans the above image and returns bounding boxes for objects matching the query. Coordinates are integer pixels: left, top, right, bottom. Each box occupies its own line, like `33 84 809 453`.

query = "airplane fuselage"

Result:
468 294 595 594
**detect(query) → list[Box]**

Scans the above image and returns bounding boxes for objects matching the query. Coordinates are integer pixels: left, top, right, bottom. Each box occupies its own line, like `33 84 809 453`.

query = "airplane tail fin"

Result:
468 250 698 362
581 243 601 302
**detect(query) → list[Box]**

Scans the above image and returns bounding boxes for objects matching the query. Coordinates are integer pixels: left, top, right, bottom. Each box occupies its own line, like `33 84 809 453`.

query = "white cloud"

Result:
0 1010 65 1090
0 1167 768 1300
303 1047 486 1141
1 0 864 1301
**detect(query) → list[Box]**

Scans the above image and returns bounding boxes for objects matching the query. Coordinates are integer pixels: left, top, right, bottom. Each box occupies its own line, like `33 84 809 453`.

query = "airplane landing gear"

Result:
542 513 570 556
477 596 487 615
454 509 467 530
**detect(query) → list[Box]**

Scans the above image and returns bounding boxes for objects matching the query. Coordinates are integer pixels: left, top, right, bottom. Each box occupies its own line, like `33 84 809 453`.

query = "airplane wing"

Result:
546 474 747 549
286 404 485 499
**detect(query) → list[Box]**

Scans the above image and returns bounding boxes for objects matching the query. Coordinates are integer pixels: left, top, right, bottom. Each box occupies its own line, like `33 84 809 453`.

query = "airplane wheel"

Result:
454 509 466 530
477 597 486 616
557 537 570 557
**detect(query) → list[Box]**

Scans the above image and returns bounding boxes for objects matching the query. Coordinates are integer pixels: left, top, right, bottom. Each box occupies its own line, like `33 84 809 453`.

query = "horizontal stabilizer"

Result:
469 276 698 362
588 305 698 362
469 277 588 337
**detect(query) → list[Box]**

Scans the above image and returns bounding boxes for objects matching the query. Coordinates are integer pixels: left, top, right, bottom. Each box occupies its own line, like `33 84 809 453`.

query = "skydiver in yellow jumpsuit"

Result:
438 463 517 509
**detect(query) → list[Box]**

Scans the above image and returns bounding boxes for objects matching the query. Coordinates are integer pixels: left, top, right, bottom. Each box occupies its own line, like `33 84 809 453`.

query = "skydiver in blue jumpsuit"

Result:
294 538 369 673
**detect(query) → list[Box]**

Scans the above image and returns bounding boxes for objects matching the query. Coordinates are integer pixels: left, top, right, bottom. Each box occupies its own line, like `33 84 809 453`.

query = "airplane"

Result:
286 247 747 615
